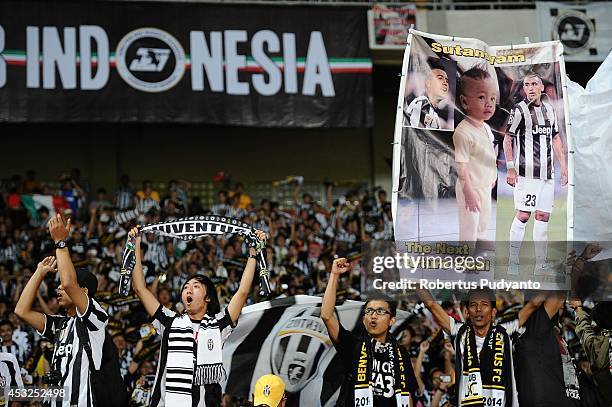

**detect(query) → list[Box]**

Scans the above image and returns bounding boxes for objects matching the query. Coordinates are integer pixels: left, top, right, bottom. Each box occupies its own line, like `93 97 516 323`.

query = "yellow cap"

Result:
253 374 285 407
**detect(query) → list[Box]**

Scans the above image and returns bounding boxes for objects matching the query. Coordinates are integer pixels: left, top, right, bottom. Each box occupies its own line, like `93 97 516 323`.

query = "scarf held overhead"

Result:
119 215 270 297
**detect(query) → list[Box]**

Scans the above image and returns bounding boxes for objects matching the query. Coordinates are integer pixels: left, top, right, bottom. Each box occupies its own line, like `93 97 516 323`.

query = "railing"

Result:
117 0 607 11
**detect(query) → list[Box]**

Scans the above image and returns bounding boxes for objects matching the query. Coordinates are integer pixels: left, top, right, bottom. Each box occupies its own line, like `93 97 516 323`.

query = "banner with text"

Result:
391 30 573 290
0 1 373 126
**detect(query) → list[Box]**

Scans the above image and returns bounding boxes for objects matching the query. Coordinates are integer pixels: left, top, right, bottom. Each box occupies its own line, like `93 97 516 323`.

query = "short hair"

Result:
522 71 542 84
465 288 496 307
0 320 13 330
458 66 491 96
427 57 446 73
364 294 397 317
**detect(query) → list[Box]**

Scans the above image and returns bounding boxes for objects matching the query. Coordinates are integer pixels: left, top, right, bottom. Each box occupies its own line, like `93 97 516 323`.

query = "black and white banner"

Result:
536 1 612 62
222 295 415 406
0 1 373 127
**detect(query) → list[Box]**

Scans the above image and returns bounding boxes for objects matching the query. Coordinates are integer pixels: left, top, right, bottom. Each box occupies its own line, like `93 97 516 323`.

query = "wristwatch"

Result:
55 240 67 249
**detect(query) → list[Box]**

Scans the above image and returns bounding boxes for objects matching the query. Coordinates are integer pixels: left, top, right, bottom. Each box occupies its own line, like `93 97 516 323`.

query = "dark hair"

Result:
364 294 397 317
458 66 491 97
427 57 446 73
0 320 13 330
465 288 496 307
183 274 220 317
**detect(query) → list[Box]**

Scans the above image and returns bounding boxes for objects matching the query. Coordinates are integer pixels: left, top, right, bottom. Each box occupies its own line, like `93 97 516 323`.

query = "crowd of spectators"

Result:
0 169 608 406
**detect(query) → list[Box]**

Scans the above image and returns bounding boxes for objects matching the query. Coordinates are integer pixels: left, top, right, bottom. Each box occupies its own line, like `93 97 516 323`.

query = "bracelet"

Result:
506 160 515 170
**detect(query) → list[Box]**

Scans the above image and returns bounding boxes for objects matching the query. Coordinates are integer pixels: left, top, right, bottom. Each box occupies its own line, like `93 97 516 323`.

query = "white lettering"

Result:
282 33 297 94
224 30 248 95
43 26 76 89
190 31 224 92
26 26 39 88
79 26 109 90
302 31 334 96
251 30 281 96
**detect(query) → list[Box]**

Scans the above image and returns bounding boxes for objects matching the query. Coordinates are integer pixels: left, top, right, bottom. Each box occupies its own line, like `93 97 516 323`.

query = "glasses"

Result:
364 308 391 316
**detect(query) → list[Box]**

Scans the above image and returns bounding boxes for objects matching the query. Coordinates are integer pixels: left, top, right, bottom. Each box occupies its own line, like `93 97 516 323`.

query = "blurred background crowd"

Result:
0 169 606 406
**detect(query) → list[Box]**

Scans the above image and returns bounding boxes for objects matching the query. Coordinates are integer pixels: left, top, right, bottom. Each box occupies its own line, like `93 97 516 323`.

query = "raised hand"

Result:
36 256 57 275
48 213 71 243
331 258 350 275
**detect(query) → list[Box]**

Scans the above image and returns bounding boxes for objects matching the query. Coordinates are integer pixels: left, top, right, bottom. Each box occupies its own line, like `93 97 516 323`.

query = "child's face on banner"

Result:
460 77 497 122
523 75 545 104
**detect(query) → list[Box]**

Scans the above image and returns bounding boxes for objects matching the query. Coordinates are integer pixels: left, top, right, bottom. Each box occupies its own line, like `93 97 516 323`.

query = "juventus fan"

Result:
503 72 568 275
15 214 109 407
322 258 418 407
403 58 449 129
0 351 24 407
417 288 543 407
514 292 581 407
127 226 266 407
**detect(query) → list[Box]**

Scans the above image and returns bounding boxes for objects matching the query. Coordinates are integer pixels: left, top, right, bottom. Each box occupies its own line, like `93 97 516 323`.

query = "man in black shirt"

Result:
321 258 417 407
514 292 581 407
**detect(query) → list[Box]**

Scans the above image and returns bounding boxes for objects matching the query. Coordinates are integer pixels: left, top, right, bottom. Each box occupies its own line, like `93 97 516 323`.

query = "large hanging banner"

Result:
0 1 373 127
536 1 612 62
391 30 572 290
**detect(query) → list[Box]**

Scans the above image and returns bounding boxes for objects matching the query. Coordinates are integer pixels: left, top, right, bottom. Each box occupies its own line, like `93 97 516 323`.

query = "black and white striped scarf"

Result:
165 313 225 405
119 215 270 297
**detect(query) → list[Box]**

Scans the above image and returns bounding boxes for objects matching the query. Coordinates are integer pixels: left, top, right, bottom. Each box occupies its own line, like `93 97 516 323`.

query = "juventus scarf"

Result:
456 323 513 407
165 313 225 406
119 215 270 297
353 336 411 407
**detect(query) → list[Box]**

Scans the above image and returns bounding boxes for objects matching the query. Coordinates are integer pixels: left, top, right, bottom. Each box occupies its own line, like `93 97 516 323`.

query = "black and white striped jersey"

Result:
0 352 24 406
0 344 26 366
506 99 559 180
403 96 441 129
39 296 108 407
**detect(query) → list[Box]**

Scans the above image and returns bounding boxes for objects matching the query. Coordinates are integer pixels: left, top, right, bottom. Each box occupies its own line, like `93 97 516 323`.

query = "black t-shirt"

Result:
333 324 417 407
515 306 580 407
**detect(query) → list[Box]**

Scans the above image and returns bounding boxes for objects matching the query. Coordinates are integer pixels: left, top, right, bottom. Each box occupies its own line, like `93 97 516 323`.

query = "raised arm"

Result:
15 257 57 332
517 292 546 327
415 289 451 334
129 227 160 317
321 258 350 344
227 230 267 324
48 214 89 315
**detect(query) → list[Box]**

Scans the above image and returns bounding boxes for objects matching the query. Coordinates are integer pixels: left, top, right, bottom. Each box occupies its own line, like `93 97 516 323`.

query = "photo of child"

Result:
453 67 498 246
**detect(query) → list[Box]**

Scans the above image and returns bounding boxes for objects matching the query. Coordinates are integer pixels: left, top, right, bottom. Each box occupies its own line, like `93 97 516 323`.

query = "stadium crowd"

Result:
0 169 609 407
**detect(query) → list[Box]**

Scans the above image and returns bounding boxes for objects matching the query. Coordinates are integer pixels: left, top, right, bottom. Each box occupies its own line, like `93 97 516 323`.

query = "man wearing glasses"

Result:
322 258 417 406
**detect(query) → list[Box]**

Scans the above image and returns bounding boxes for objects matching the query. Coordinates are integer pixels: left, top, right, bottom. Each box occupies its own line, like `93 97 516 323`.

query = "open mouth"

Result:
186 295 193 305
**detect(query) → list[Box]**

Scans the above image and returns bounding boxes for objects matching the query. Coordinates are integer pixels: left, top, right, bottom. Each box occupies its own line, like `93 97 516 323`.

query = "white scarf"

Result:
165 313 225 406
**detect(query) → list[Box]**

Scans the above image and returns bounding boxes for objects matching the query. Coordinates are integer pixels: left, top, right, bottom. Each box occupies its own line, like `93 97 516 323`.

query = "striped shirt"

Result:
39 297 109 407
403 96 441 129
0 344 26 366
0 352 24 406
506 99 559 180
149 305 235 407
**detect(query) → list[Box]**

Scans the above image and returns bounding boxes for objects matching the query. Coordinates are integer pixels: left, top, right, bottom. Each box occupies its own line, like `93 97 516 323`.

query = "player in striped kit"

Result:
403 59 449 129
503 72 568 275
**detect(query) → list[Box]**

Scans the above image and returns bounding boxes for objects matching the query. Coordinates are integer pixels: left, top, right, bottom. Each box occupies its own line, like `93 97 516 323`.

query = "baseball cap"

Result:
253 374 285 407
76 268 98 296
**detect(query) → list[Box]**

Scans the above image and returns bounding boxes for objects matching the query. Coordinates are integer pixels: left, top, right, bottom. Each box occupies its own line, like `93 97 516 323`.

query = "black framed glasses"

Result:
364 307 391 316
